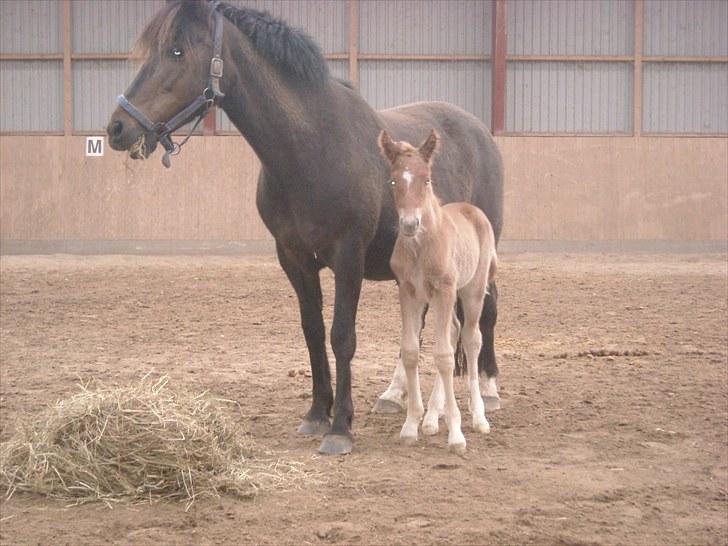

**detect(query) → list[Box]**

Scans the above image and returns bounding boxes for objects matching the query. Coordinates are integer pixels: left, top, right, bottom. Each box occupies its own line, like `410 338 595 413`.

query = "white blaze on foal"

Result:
378 129 498 454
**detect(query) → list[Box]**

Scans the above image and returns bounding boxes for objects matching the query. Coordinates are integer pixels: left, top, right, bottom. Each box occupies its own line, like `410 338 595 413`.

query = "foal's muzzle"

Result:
400 216 421 237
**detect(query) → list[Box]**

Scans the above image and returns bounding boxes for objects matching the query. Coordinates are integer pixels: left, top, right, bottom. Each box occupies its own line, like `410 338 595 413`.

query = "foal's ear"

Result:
418 129 439 164
378 130 400 164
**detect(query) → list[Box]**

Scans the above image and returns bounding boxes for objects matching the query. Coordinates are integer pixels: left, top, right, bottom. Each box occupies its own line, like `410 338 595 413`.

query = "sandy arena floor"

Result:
0 252 726 545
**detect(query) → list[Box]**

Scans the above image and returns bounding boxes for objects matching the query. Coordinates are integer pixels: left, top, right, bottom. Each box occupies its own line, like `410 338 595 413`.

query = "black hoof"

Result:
371 398 405 414
319 434 353 455
297 418 331 436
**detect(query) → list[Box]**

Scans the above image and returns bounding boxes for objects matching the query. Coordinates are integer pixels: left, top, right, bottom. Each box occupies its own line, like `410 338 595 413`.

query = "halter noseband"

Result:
116 1 225 168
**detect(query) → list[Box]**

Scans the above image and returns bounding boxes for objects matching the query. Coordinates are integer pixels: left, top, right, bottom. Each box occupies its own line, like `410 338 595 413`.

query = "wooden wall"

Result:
1 135 726 249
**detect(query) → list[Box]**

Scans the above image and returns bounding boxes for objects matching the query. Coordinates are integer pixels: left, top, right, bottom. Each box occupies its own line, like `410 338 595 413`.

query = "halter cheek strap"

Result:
116 1 225 168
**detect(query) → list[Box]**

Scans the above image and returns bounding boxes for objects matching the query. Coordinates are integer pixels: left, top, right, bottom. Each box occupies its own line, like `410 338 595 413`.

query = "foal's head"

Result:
378 129 439 237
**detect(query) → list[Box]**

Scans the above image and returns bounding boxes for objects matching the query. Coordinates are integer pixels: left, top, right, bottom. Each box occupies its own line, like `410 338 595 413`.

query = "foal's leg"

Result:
276 242 332 435
422 309 458 435
398 290 426 444
479 282 501 411
373 305 428 414
431 290 466 453
460 283 490 434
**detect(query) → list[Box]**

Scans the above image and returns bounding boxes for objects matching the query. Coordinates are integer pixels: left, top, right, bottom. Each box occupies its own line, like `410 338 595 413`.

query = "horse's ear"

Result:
378 130 400 164
418 129 439 164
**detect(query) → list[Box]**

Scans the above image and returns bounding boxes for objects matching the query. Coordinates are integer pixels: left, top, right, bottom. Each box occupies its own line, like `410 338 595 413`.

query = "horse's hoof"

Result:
319 434 353 455
484 396 501 412
473 420 491 434
297 418 331 436
372 398 405 414
448 442 467 455
421 421 439 436
400 433 418 446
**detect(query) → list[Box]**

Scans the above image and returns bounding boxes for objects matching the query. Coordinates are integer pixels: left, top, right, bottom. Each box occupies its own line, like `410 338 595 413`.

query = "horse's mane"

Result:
134 1 330 85
218 2 330 84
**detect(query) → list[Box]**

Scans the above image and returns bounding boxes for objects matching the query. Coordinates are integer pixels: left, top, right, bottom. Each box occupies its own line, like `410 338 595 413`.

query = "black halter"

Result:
116 1 225 168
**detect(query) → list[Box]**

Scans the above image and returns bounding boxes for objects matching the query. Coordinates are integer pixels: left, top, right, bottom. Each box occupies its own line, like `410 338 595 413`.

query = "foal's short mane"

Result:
134 1 330 84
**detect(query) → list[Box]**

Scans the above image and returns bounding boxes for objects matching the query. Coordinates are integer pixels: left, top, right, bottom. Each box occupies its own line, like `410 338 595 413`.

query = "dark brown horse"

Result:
106 1 503 455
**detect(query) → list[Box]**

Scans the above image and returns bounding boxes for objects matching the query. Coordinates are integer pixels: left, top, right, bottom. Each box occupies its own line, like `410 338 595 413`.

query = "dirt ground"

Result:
0 252 726 545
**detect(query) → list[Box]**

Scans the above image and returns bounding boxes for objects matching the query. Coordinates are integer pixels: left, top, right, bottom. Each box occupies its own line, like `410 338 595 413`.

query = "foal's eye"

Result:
170 47 184 59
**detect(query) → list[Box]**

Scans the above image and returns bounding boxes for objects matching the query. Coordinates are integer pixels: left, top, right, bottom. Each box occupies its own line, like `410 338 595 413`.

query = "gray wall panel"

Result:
0 61 63 131
643 62 728 133
72 0 164 54
359 60 490 125
73 60 138 132
508 0 634 56
360 0 491 55
644 0 728 56
226 0 348 54
0 0 61 54
507 61 632 132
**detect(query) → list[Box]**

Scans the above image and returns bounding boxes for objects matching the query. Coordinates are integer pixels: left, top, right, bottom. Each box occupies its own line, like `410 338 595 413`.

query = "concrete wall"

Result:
1 134 725 251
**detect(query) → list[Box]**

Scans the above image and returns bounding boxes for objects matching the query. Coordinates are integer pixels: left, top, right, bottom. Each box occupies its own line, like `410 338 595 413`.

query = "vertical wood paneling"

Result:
73 60 137 132
508 0 634 55
0 0 61 53
643 63 728 133
0 61 63 131
644 0 728 56
359 0 490 55
507 62 633 132
359 60 490 125
71 0 164 54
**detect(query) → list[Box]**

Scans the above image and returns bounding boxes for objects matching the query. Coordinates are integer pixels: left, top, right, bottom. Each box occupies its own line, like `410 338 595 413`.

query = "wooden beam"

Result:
633 0 643 136
349 0 359 87
62 0 72 136
491 0 507 135
507 55 633 63
358 54 489 62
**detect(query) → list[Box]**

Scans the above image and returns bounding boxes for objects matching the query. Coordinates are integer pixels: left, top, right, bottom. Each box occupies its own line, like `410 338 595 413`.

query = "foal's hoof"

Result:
484 396 501 412
448 442 467 455
372 398 405 414
319 434 353 455
297 418 331 436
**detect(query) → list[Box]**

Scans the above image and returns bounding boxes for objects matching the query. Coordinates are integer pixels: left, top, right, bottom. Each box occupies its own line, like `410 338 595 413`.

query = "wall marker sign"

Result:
86 136 104 157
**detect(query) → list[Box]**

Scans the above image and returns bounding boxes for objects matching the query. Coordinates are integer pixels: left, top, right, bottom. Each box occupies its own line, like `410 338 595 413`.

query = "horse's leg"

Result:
431 289 466 454
319 237 366 455
398 289 426 444
460 283 490 434
373 304 428 414
479 282 500 411
276 242 332 435
422 309 457 435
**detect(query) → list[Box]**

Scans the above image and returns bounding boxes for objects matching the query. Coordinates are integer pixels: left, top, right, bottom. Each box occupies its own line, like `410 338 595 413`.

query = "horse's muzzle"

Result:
400 216 421 237
106 115 158 157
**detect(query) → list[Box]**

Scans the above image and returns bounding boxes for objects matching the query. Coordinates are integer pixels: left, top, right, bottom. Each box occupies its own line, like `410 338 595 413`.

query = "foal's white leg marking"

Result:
432 296 465 453
399 293 425 444
422 372 443 435
423 313 456 435
462 318 489 434
374 361 407 413
483 376 501 411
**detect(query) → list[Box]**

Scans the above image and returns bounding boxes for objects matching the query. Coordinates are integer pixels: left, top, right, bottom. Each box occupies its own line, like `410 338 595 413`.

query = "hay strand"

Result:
0 375 308 506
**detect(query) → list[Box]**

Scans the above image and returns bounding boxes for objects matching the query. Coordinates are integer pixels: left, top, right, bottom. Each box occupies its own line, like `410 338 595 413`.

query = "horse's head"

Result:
107 1 223 162
378 129 439 237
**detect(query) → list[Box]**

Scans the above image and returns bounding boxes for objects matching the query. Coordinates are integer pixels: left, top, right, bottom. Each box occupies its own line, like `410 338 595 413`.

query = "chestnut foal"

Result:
379 129 498 454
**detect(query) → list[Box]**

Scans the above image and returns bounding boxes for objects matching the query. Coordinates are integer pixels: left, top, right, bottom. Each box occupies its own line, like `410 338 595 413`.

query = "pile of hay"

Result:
0 375 307 506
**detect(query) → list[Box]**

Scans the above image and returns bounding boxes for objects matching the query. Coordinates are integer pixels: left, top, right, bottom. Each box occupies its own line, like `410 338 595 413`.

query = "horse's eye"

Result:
424 179 431 185
170 47 183 58
390 180 396 186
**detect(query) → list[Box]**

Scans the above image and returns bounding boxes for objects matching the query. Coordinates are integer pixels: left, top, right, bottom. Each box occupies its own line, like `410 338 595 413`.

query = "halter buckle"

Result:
210 57 224 79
